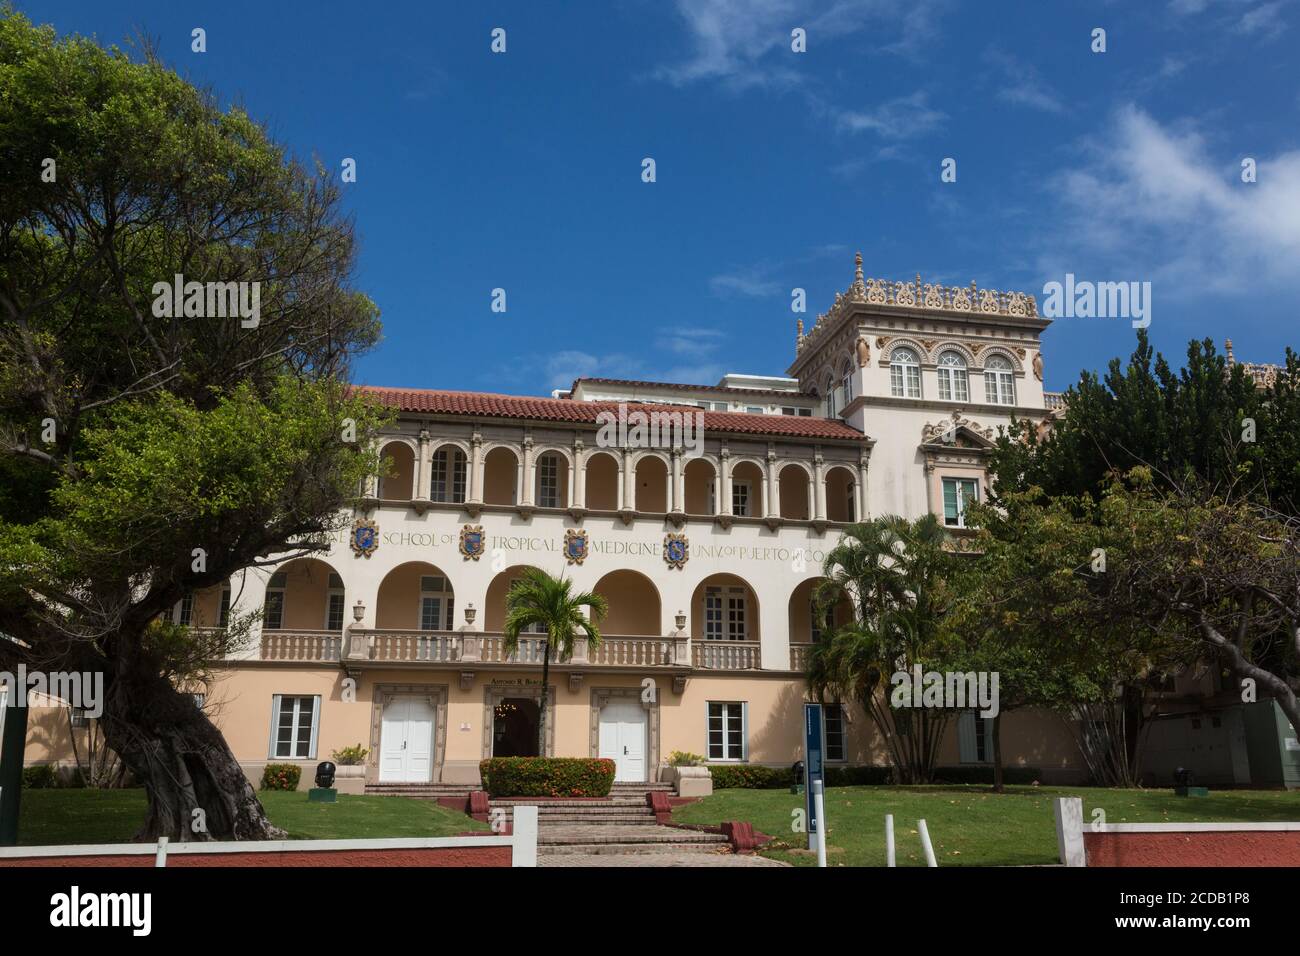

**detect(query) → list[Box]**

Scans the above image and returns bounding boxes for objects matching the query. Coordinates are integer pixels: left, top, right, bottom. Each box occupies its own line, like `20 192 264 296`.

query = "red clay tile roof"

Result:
570 376 816 398
356 386 866 441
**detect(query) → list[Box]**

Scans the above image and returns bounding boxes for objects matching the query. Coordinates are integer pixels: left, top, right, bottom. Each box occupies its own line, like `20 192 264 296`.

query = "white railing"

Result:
789 643 814 671
260 630 342 661
692 640 762 670
590 637 677 667
370 630 461 663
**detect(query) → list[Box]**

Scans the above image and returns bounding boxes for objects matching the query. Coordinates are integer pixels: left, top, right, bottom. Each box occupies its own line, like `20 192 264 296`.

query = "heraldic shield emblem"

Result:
350 519 379 558
663 532 689 569
564 529 589 566
459 524 485 561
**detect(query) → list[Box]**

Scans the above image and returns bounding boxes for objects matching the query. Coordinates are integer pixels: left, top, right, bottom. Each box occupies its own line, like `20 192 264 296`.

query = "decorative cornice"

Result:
795 253 1041 364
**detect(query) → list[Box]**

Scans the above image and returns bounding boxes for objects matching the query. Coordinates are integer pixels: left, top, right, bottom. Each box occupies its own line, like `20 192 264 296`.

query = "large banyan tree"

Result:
0 10 387 839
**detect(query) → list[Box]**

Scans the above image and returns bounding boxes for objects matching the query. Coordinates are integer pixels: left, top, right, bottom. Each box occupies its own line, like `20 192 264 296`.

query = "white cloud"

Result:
985 48 1064 114
655 0 944 90
709 269 782 298
1234 1 1288 36
837 90 946 138
1046 105 1300 293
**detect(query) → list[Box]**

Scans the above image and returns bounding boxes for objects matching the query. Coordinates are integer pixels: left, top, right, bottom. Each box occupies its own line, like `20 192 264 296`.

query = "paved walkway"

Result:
541 851 787 867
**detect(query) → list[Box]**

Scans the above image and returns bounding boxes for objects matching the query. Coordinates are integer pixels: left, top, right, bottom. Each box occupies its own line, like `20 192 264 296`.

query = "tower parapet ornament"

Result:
921 410 995 444
799 253 1040 352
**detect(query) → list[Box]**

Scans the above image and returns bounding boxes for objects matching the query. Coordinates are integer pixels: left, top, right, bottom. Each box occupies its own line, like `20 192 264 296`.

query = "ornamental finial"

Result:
1225 338 1235 364
854 251 863 283
796 318 804 352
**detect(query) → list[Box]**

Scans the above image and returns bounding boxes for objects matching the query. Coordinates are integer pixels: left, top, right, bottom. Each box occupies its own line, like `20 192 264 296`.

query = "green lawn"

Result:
672 785 1300 867
17 789 487 846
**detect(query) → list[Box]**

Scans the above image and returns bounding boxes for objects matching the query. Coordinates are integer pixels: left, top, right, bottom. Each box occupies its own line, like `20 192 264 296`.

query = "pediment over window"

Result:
920 411 997 449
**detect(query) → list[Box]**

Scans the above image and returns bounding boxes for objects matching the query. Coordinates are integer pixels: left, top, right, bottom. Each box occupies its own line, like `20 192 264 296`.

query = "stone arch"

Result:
264 557 344 631
484 564 545 631
825 465 858 523
584 450 621 511
482 445 519 506
633 453 669 513
683 456 718 516
690 573 760 642
376 561 456 630
593 569 662 636
378 439 415 501
778 461 811 520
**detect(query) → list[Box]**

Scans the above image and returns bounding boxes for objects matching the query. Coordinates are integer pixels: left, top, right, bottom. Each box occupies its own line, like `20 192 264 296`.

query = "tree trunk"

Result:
991 713 1004 793
538 641 551 757
100 667 282 841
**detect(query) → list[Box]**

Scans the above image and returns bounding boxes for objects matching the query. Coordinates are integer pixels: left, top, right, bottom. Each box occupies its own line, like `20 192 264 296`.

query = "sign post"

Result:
803 703 825 851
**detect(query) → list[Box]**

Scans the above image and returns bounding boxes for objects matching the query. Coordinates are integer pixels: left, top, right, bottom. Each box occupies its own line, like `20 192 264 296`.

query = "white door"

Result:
599 698 647 783
379 696 436 783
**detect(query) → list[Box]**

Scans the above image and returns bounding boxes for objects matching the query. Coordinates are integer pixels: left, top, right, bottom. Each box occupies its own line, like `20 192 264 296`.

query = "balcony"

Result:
260 630 342 662
691 640 761 671
789 642 814 671
255 629 769 673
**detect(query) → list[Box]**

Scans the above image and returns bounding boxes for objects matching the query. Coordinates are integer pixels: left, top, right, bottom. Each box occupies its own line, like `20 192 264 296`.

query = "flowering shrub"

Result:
260 763 302 791
668 750 706 767
331 744 368 766
479 757 615 797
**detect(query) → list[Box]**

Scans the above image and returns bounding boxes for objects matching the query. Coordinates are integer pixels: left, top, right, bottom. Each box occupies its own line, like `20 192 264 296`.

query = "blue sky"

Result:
19 0 1300 393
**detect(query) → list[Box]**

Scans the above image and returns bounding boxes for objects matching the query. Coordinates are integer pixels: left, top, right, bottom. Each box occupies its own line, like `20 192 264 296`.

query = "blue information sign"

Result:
804 703 824 850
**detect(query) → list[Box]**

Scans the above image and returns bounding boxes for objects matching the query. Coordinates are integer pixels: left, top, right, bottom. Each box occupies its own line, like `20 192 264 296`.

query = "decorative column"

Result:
572 438 586 511
857 453 870 522
622 449 635 511
468 431 484 506
414 428 431 503
813 450 826 521
719 444 733 518
759 447 769 520
521 433 535 507
670 448 684 513
363 440 379 499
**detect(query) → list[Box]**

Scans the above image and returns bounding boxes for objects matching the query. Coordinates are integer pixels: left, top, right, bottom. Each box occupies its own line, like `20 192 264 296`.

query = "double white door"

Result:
379 696 436 783
599 698 647 783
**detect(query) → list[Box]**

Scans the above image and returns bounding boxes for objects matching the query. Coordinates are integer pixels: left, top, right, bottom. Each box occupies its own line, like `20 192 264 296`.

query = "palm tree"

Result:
502 567 608 756
807 514 959 784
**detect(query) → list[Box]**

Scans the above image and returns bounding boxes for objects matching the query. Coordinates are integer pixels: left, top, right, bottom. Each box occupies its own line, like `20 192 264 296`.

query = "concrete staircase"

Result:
365 780 728 857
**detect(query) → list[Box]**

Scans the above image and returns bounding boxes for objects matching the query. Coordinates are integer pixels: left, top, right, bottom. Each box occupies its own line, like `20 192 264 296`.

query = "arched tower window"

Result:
889 348 921 399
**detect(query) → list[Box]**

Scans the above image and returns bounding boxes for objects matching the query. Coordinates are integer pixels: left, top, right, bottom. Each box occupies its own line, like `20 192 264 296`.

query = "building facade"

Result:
25 257 1096 788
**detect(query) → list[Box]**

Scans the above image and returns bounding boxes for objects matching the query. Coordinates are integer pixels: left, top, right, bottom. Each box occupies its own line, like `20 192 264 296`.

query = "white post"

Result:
812 779 827 868
155 836 169 868
918 819 937 867
1053 796 1086 867
511 805 538 867
885 813 896 867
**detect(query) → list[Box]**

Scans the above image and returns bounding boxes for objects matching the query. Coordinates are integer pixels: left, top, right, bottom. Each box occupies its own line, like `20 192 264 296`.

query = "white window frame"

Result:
420 575 454 631
172 594 194 626
984 355 1016 406
704 588 723 640
825 703 846 762
268 694 320 760
326 573 345 631
732 479 751 518
942 477 980 529
263 572 286 630
725 588 747 640
536 454 560 508
430 446 468 503
889 348 921 399
958 711 994 764
937 351 969 402
706 701 747 762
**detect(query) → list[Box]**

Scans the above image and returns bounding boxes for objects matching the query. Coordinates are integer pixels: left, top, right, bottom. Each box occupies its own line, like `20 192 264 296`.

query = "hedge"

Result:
260 763 302 791
707 765 1040 789
479 757 616 797
22 765 58 789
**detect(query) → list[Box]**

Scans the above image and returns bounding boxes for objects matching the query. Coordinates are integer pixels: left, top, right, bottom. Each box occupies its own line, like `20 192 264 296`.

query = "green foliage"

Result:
667 750 706 767
708 765 895 789
260 764 302 791
502 568 608 662
21 764 58 789
989 331 1300 514
807 514 964 783
330 745 368 766
478 757 616 798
